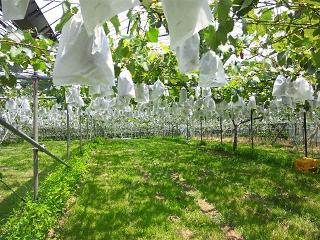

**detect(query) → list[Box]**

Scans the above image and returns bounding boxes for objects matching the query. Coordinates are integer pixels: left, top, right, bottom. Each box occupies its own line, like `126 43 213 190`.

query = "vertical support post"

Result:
176 123 179 136
304 111 308 157
220 117 223 144
66 104 71 160
79 109 83 154
186 118 189 141
171 123 174 138
294 123 298 145
86 115 89 140
93 119 96 138
250 109 254 149
316 127 318 148
200 119 203 144
32 73 39 200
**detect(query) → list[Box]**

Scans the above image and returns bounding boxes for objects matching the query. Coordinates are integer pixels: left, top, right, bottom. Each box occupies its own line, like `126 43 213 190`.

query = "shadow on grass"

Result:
173 140 320 239
0 143 81 222
60 139 221 239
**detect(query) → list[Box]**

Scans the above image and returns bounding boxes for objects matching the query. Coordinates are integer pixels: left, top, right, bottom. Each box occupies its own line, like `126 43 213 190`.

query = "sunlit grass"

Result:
59 138 320 240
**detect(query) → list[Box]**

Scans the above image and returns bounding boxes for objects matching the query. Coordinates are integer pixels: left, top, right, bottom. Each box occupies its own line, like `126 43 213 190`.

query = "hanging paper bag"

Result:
135 83 150 103
79 0 140 34
53 13 115 88
174 33 200 73
150 79 165 101
118 70 136 98
66 85 85 107
162 0 213 49
272 75 290 97
199 51 227 88
2 0 30 21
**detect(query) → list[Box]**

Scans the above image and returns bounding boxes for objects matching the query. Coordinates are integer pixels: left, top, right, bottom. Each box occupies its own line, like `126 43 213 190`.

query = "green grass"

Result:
0 140 88 240
0 140 80 221
1 138 319 239
57 138 320 240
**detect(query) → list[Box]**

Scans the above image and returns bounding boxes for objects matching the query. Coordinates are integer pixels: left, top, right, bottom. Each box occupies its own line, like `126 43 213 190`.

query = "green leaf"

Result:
313 28 320 36
32 59 47 71
110 15 121 35
130 19 139 36
204 26 219 50
277 51 287 66
217 0 232 21
146 27 159 43
237 0 258 16
239 0 253 11
23 32 33 42
0 74 17 88
103 23 110 35
55 11 73 32
312 50 320 67
260 8 273 21
0 41 11 52
127 9 133 20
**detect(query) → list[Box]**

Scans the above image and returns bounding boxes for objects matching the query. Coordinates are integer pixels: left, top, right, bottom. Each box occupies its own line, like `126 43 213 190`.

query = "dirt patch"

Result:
143 172 151 180
222 225 244 240
168 215 181 222
155 192 165 201
197 199 219 217
180 228 194 239
170 171 245 240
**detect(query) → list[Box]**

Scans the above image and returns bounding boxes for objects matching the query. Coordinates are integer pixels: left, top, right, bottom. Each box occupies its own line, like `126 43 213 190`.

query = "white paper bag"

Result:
2 0 30 21
204 96 215 110
162 0 213 49
5 99 17 112
89 84 114 98
272 75 289 97
66 85 85 107
150 79 165 101
174 33 200 73
79 0 140 34
179 88 188 104
118 70 136 98
53 13 115 88
288 77 314 103
20 98 31 112
247 96 257 110
199 51 227 88
135 83 150 103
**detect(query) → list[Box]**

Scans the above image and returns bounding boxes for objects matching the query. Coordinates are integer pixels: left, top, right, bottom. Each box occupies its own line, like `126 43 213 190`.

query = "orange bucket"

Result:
295 157 318 173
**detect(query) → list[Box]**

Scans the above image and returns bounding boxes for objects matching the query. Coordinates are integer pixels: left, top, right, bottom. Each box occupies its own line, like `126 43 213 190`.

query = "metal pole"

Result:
0 118 71 168
66 105 71 160
220 117 223 144
32 73 39 200
304 111 308 157
186 118 189 141
93 119 96 138
86 116 89 140
316 127 318 148
200 119 203 144
250 109 254 149
79 109 83 154
171 123 174 138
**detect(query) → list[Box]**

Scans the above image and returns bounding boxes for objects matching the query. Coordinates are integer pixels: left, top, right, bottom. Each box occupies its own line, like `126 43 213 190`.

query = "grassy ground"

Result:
57 138 320 240
0 140 80 221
